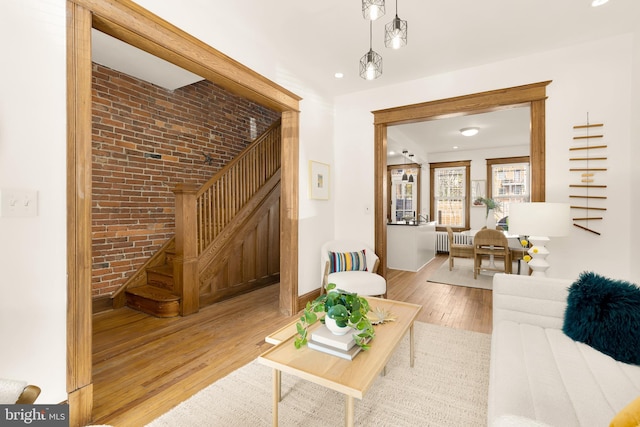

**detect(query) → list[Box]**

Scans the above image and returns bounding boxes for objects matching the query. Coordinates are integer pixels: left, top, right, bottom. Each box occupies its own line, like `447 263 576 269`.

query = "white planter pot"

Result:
325 317 352 335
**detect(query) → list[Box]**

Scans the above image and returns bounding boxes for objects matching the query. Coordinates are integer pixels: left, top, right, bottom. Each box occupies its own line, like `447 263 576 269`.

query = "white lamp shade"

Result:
508 203 571 237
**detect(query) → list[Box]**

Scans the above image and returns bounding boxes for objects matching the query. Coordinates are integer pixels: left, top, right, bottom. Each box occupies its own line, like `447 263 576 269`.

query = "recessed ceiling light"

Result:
460 127 480 137
453 146 459 150
591 0 609 6
334 72 344 79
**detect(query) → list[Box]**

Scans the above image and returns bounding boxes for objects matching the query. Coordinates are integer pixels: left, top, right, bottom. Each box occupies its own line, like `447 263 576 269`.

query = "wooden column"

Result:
530 99 546 202
66 2 93 426
173 183 200 316
279 110 299 316
374 123 388 279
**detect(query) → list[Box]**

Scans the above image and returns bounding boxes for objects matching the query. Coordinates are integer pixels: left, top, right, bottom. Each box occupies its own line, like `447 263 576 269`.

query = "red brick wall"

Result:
91 63 280 297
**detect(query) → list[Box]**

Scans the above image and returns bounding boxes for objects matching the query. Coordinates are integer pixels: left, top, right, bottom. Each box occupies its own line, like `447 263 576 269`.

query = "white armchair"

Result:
0 379 41 404
320 240 387 297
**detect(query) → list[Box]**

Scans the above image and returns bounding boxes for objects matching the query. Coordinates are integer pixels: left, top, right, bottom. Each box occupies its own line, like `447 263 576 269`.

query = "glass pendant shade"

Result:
385 15 407 49
362 0 385 20
360 49 383 80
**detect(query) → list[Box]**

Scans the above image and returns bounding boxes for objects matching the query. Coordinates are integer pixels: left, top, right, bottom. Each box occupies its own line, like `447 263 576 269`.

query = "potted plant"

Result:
294 283 375 350
474 197 501 216
475 197 501 228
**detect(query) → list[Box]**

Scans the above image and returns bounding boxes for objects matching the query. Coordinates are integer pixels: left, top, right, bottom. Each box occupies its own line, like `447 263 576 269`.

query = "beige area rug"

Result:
427 257 511 290
146 322 491 427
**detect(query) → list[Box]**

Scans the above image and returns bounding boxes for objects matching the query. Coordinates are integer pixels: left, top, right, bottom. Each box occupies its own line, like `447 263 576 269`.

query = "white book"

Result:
307 339 363 361
310 325 356 351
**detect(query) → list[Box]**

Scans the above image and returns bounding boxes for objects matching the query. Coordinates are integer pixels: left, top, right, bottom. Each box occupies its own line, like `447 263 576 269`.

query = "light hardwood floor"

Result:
91 254 492 426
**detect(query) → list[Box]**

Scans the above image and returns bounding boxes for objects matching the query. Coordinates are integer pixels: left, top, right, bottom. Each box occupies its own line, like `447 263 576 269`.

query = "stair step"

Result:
146 264 174 290
165 248 177 264
125 285 180 318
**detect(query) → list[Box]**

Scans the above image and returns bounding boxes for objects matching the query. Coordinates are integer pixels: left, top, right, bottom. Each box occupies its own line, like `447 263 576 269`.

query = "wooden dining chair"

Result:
473 228 511 279
446 226 474 271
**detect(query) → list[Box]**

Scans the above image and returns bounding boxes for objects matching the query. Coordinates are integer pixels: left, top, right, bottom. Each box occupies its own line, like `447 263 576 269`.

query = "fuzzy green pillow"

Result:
563 272 640 365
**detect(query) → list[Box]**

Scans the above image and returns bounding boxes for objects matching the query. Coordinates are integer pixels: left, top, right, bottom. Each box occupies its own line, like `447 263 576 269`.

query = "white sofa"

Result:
489 274 640 427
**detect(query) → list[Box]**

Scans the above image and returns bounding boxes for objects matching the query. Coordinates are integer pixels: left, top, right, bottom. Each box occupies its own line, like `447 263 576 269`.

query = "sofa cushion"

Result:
489 321 640 427
328 250 368 273
563 272 640 365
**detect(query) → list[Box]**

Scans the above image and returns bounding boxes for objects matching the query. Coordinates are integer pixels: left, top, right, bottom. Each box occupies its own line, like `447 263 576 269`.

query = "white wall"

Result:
0 0 68 403
334 34 637 281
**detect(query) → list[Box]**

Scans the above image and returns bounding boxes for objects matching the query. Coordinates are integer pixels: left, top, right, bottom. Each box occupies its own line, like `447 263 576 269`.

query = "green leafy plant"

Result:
294 283 375 350
474 197 501 216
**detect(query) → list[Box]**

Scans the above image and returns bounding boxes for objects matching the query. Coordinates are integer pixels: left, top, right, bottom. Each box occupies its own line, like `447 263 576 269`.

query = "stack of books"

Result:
307 324 363 360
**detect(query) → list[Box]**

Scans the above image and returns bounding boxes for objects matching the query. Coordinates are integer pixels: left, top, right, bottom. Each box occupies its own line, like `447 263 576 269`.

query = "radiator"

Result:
436 231 470 253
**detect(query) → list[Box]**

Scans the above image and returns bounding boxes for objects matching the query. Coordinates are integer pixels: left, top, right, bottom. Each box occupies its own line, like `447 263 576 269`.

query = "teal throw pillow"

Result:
563 271 640 365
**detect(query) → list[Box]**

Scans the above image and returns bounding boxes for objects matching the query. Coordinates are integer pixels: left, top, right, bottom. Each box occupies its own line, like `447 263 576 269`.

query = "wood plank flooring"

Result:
91 254 492 426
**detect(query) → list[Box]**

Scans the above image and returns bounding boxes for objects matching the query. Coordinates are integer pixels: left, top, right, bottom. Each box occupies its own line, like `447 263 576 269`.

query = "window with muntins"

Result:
487 157 530 222
430 161 470 229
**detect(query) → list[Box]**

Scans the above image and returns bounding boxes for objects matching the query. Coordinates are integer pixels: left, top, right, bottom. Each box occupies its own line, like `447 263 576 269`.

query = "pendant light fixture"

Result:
362 0 385 21
385 0 407 49
359 21 383 80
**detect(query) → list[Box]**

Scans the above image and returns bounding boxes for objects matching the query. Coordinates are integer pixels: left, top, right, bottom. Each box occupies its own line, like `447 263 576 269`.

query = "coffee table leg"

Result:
345 395 354 427
410 323 415 368
273 369 281 426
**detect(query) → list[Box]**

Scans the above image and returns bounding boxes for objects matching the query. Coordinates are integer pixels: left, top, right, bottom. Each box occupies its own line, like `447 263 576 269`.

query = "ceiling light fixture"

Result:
591 0 609 6
460 127 480 137
360 21 383 80
334 72 344 79
385 0 407 49
362 0 385 20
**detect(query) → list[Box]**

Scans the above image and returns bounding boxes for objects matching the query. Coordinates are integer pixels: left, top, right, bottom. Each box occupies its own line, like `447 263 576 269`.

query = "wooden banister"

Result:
195 119 281 254
172 119 282 314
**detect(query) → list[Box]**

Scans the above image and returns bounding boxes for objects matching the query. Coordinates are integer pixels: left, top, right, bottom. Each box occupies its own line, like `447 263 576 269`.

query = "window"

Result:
387 164 420 222
430 161 470 230
486 157 530 221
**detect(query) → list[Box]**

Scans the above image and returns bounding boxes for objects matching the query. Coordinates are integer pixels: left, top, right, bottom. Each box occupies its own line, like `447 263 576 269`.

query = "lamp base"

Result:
527 236 550 277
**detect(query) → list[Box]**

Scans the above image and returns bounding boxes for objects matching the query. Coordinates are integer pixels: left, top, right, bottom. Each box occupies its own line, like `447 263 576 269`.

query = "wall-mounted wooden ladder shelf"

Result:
569 118 606 235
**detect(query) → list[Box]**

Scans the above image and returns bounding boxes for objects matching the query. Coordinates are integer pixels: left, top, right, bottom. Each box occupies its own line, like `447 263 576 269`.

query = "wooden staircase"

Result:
114 119 282 317
124 243 181 317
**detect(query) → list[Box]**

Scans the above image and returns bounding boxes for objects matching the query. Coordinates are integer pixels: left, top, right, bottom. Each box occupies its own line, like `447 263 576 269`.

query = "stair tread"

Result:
146 264 173 276
126 285 180 302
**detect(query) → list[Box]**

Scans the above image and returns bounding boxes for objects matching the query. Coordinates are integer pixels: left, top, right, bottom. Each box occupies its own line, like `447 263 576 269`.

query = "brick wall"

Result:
91 63 281 297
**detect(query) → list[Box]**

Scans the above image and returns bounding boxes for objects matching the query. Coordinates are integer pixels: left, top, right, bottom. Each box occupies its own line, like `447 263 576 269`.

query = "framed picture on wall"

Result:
309 160 330 200
471 180 485 205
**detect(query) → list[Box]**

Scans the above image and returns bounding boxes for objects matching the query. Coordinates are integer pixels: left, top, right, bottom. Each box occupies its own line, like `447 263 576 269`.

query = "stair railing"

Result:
172 119 281 315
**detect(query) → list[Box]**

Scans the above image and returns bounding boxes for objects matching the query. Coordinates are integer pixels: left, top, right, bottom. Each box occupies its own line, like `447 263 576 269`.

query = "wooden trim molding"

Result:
67 0 301 424
66 2 94 425
372 81 550 278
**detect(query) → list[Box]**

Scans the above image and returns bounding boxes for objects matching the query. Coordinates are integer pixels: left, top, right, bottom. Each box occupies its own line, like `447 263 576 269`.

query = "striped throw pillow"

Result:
328 250 368 273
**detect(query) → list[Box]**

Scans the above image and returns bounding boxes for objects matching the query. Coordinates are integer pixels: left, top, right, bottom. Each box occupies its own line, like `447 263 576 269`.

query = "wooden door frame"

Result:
372 81 551 279
67 0 301 424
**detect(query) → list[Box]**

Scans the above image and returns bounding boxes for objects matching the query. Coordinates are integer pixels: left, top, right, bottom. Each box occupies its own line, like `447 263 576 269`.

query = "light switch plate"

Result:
0 188 38 217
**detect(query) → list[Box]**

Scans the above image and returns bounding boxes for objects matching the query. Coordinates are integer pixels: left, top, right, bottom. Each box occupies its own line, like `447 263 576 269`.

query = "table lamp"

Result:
508 203 571 276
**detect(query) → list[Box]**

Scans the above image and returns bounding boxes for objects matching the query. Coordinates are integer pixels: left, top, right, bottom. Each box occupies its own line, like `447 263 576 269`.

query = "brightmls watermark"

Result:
1 405 68 426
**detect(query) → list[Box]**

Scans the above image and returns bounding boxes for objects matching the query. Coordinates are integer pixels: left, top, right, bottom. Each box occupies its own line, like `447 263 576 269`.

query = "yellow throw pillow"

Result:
610 396 640 427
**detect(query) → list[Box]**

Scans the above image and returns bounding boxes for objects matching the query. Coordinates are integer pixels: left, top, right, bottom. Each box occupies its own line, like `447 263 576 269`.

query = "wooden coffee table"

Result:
258 297 422 427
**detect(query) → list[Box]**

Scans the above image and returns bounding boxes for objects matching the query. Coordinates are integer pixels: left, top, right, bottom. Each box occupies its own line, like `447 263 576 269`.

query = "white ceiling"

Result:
92 0 638 160
387 107 531 163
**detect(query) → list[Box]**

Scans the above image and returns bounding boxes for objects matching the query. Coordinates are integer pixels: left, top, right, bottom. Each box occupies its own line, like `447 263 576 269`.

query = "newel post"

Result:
173 183 200 315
